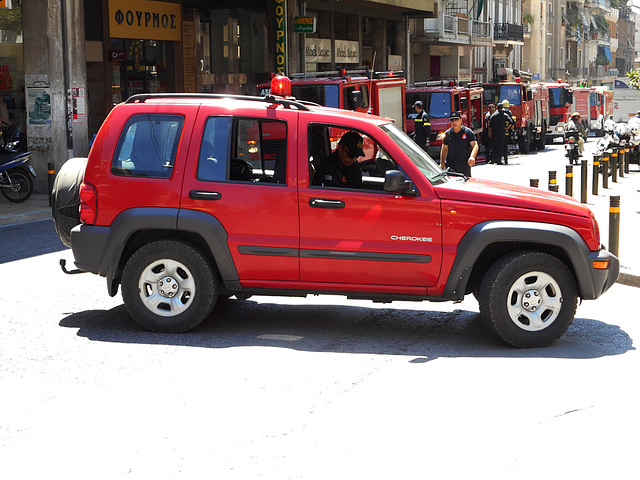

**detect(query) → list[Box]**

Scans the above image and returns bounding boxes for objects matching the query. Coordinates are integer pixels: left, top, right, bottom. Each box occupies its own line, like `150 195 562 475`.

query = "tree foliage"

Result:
627 70 640 91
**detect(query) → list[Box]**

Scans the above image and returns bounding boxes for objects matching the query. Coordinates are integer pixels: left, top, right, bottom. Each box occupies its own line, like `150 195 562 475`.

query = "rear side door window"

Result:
112 114 183 178
197 116 288 185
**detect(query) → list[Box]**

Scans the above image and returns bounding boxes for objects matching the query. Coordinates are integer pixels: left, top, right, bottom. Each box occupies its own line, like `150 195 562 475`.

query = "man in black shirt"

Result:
440 111 478 177
314 131 365 188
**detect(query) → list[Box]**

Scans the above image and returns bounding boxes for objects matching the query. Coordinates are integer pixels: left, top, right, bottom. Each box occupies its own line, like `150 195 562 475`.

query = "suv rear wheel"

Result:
478 251 578 348
121 240 218 332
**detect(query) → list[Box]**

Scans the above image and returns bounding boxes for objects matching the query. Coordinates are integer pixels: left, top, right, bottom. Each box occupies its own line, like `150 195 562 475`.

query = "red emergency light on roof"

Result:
271 74 291 97
515 77 521 83
448 80 455 87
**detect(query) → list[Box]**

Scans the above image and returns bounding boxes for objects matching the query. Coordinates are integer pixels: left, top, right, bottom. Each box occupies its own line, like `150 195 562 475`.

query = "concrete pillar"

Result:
22 0 88 192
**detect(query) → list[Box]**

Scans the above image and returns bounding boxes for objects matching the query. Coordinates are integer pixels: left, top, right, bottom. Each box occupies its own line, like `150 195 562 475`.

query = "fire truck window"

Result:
500 85 521 105
429 93 451 118
483 86 499 106
291 84 340 108
359 85 369 108
344 86 357 111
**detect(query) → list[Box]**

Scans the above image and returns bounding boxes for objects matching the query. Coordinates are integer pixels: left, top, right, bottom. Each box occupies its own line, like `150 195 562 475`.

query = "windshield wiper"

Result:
432 168 469 182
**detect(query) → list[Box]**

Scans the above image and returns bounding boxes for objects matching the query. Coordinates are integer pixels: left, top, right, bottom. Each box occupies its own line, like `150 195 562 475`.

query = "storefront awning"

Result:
603 46 613 62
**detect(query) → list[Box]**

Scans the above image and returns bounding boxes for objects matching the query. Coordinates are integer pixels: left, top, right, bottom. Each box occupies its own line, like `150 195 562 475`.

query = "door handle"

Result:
309 198 345 209
189 190 222 200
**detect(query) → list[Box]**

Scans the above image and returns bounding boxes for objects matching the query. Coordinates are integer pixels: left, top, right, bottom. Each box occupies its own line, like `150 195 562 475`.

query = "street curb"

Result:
0 209 51 226
618 269 640 288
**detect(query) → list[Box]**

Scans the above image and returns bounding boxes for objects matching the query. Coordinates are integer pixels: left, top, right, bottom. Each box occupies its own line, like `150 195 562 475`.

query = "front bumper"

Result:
585 249 620 299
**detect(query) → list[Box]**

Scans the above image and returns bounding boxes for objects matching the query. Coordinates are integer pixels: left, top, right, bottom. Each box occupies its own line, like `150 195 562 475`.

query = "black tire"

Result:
478 251 578 348
121 240 218 333
1 168 33 203
51 157 88 247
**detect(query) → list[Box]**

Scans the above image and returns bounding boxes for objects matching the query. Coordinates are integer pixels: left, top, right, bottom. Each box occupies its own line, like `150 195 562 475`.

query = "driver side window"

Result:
308 123 405 192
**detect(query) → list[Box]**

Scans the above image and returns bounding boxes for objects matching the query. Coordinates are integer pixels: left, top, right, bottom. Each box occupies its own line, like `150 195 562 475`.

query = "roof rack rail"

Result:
125 93 311 111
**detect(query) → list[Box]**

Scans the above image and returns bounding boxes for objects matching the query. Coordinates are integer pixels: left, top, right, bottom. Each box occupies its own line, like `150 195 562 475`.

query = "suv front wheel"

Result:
121 240 218 332
478 251 578 348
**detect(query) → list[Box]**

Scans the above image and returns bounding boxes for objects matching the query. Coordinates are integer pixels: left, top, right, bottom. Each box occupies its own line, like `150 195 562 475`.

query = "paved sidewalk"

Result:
0 193 51 226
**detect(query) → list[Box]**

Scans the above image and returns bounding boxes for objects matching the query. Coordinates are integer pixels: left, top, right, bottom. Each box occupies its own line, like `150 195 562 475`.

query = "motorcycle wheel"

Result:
1 169 33 203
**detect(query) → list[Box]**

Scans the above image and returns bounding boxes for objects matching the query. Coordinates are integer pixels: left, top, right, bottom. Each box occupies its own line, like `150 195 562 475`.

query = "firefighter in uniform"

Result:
412 100 430 151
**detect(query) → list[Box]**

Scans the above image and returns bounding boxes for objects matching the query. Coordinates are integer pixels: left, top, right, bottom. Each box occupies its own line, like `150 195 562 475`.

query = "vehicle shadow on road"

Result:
58 299 634 361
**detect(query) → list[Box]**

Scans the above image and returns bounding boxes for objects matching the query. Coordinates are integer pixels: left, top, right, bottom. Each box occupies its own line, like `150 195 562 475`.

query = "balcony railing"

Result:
494 23 524 42
423 15 493 43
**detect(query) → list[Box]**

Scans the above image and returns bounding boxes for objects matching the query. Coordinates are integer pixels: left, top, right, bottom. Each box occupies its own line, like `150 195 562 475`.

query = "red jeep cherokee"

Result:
52 81 619 348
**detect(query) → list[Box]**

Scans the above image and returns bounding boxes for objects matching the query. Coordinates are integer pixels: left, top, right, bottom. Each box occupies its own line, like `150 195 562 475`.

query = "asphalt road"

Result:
1 210 639 479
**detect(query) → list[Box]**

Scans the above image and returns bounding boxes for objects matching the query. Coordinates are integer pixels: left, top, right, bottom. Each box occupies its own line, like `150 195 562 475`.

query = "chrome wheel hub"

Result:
506 271 563 332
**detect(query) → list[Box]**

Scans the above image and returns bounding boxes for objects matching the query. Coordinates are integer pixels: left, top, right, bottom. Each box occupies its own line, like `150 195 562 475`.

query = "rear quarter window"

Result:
112 114 183 178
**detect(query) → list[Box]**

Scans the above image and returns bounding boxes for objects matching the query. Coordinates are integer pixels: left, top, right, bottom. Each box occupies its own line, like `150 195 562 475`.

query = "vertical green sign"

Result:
275 0 287 74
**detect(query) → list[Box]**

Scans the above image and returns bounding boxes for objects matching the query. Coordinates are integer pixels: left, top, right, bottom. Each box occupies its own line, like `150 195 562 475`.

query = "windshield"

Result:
381 123 448 185
548 88 566 107
429 92 451 118
500 85 521 105
291 85 340 108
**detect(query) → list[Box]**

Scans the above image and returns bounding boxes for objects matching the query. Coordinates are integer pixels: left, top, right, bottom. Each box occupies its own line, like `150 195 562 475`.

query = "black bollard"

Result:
619 147 625 178
608 195 620 258
47 162 56 207
602 152 609 189
611 148 618 183
530 179 539 188
565 165 573 197
548 170 558 192
580 160 588 203
592 154 599 196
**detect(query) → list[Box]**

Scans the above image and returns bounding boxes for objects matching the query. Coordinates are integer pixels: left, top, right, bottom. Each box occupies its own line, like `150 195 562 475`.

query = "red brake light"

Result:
79 182 97 225
270 74 291 97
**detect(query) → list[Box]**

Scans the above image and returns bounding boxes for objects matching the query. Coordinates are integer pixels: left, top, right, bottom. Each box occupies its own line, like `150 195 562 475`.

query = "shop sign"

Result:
108 50 127 62
109 0 182 42
305 38 331 63
274 0 287 73
294 16 316 34
335 40 359 64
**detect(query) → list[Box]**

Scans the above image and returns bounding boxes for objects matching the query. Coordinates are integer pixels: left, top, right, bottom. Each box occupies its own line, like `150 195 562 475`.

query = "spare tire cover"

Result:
51 157 88 247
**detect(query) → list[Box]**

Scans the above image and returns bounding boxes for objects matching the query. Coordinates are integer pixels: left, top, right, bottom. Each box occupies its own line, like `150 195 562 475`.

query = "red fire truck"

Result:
543 82 574 142
257 69 406 131
482 79 549 154
405 80 484 158
589 86 614 136
571 87 592 134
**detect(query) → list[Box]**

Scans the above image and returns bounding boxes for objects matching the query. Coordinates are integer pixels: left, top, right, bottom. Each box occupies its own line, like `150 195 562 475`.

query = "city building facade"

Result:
0 0 636 192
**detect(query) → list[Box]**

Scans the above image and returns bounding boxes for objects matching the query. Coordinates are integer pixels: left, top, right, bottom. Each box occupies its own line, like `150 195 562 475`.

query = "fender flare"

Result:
73 208 239 296
441 220 597 300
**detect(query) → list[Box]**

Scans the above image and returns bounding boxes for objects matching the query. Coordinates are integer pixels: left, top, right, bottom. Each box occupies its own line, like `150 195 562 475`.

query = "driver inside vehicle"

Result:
314 131 365 188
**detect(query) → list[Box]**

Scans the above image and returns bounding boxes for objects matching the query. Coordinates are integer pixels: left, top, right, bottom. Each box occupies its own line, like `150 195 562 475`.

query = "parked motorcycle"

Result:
564 131 581 165
0 150 35 203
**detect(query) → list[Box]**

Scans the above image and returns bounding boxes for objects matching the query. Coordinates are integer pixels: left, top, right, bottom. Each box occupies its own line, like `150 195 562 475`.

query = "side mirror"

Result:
383 170 414 194
350 90 363 109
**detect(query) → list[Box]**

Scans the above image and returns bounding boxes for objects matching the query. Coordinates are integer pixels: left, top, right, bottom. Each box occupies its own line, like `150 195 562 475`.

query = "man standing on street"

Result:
440 111 478 177
412 100 430 151
489 103 511 165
